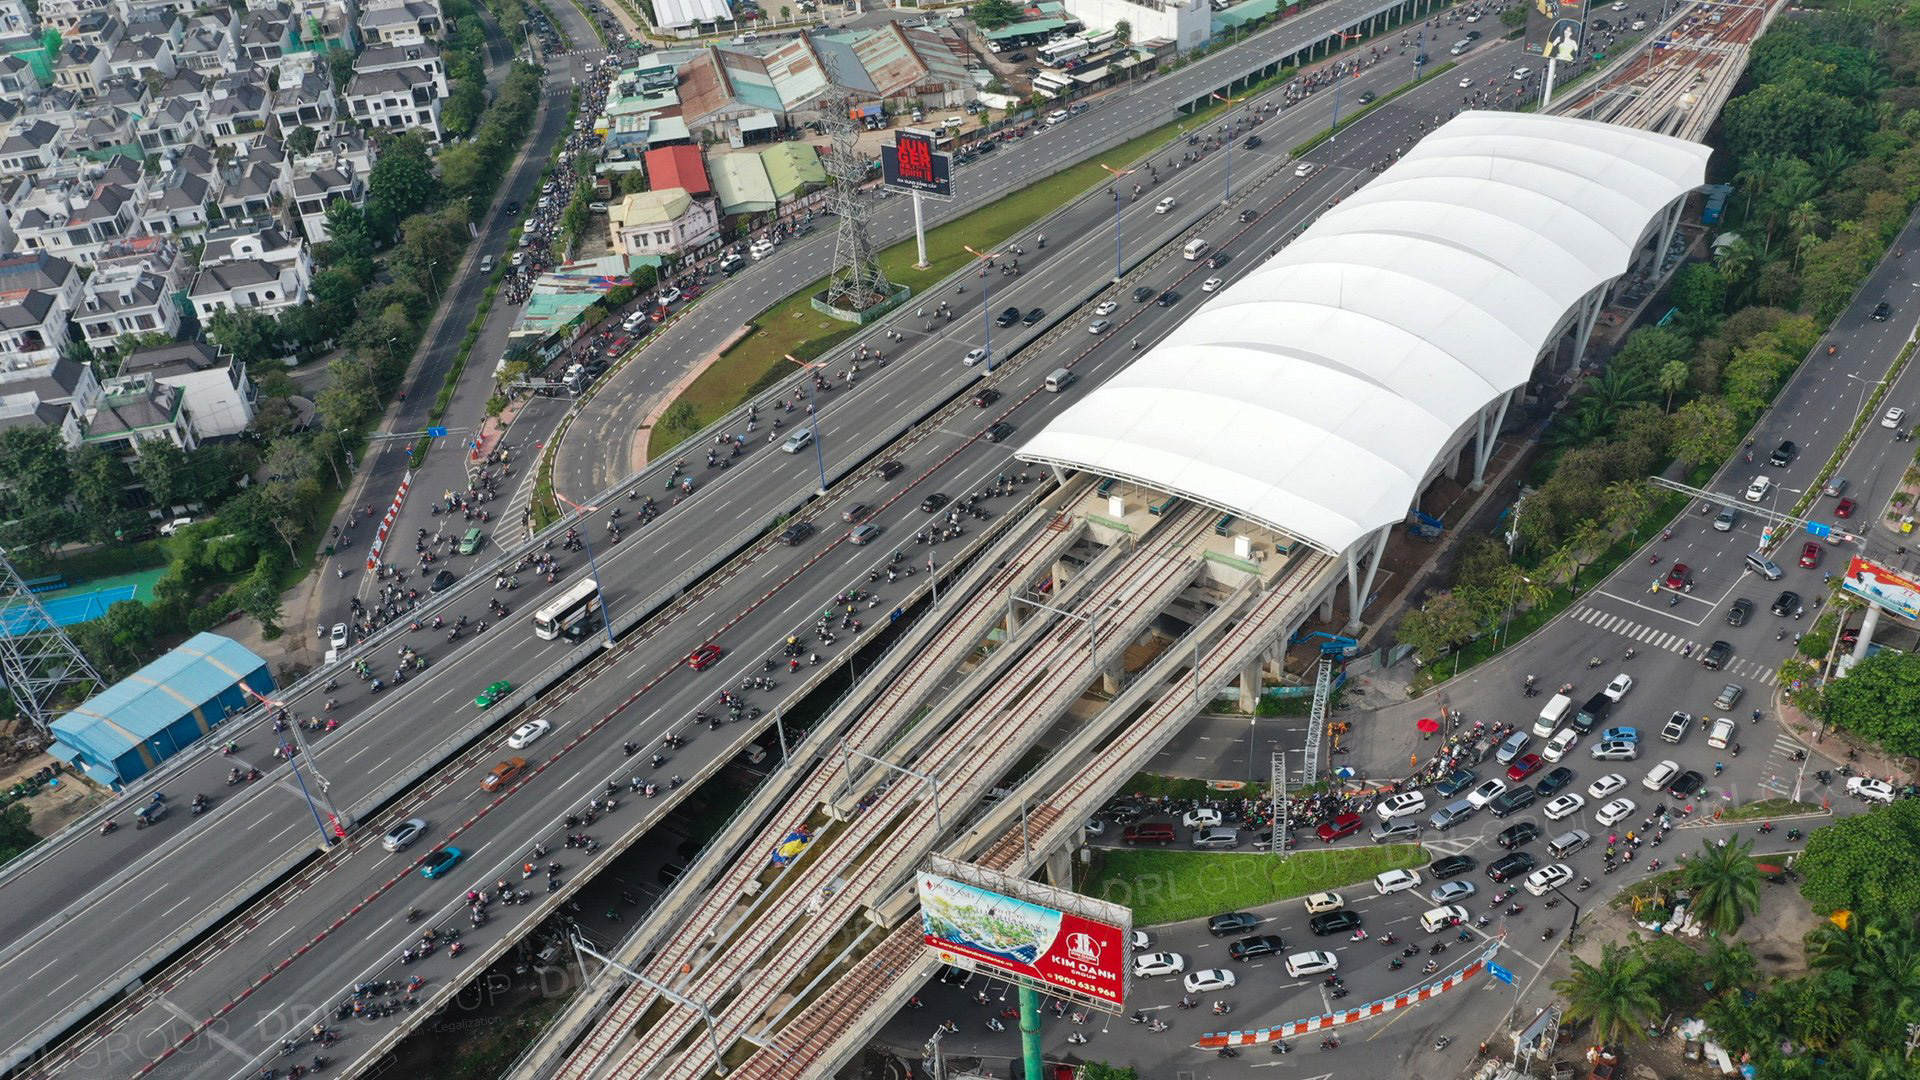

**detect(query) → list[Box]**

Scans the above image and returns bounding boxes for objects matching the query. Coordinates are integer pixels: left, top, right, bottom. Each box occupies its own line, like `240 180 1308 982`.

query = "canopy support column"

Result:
1342 524 1393 633
1470 393 1511 491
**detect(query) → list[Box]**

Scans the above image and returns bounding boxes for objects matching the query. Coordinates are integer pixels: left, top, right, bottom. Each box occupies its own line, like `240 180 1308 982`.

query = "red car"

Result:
1664 562 1691 590
686 643 724 670
1506 753 1544 782
1799 542 1822 568
1316 813 1364 843
1836 498 1857 518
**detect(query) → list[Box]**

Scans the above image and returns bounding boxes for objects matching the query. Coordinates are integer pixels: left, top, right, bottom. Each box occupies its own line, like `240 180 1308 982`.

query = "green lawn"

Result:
1718 798 1822 822
1078 845 1426 926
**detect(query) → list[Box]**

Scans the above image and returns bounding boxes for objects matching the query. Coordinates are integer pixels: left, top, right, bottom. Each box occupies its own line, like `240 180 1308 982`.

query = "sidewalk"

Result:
1775 692 1913 784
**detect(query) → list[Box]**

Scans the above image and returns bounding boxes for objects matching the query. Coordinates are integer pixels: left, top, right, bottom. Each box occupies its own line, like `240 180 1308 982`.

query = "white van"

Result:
1046 109 1069 125
1449 38 1473 54
1044 368 1075 393
1419 904 1469 933
1284 950 1339 978
1533 693 1574 737
942 116 963 131
479 254 496 274
1183 238 1211 261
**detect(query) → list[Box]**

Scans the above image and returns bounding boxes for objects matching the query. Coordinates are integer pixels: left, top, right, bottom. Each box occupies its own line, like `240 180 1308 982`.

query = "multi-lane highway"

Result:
9 27 1510 1080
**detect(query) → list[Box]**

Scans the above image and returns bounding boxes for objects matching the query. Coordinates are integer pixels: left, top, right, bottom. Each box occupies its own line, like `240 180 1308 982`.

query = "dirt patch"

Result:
0 750 107 835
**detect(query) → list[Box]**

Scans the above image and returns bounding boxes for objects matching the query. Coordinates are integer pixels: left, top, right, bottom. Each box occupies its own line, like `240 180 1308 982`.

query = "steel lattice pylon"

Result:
816 44 892 313
0 548 104 735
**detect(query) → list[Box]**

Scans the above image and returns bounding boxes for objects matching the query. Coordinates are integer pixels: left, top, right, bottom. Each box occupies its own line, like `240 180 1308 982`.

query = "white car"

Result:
1154 196 1177 214
1376 790 1427 820
1458 76 1474 87
1885 406 1907 429
1643 760 1681 792
1293 162 1315 177
1182 808 1222 830
1284 950 1339 978
329 623 349 651
1542 729 1579 763
1591 740 1639 762
1184 968 1236 994
1847 776 1897 803
1595 797 1637 827
1588 773 1627 801
1543 793 1586 821
506 719 552 749
963 348 987 366
1087 319 1111 334
1201 277 1224 292
1429 880 1476 904
1511 66 1532 79
1134 951 1186 977
1466 778 1509 808
1374 868 1424 896
1745 475 1773 502
1603 673 1633 701
1707 716 1738 749
657 287 682 306
1304 891 1345 914
1523 863 1574 896
1094 300 1118 316
1131 930 1153 950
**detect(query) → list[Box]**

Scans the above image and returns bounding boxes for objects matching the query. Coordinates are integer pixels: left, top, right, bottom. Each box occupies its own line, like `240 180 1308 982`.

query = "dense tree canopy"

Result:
1797 799 1920 918
1818 649 1920 755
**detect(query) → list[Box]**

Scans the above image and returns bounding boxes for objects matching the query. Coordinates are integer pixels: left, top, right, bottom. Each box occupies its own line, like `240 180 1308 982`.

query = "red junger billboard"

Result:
881 130 953 198
917 871 1128 1006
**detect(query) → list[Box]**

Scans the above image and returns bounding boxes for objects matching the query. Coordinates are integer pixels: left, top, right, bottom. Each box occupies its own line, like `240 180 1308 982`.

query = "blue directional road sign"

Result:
426 426 448 437
1487 961 1516 986
1806 521 1832 538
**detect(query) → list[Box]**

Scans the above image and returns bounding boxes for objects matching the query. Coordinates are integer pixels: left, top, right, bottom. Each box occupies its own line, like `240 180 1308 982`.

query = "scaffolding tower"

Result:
0 548 104 736
1300 654 1335 787
816 47 894 313
1269 749 1287 860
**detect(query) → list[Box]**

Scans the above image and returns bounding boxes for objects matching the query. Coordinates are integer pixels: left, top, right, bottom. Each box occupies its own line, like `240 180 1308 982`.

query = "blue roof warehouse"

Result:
49 632 274 788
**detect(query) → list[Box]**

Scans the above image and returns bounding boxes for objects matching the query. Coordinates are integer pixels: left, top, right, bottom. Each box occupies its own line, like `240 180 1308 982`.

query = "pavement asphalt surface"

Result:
877 172 1920 1080
3 26 1520 1079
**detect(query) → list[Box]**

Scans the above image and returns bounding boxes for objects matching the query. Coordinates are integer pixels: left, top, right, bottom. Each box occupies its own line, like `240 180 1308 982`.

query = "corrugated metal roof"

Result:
983 18 1067 40
644 144 711 196
760 141 825 197
653 0 733 30
53 632 267 759
710 153 777 214
762 36 833 105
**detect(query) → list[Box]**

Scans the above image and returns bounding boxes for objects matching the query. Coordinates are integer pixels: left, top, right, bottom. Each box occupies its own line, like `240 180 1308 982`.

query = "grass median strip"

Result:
1077 844 1426 926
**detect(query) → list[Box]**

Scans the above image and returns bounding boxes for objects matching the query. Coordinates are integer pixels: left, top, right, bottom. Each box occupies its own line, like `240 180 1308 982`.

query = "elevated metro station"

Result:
528 113 1712 1080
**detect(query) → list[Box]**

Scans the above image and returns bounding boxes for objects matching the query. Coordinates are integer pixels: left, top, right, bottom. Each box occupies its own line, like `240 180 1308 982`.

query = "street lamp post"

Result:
551 491 619 648
963 245 1003 372
1098 164 1135 282
1210 91 1245 204
1328 31 1364 139
781 354 831 495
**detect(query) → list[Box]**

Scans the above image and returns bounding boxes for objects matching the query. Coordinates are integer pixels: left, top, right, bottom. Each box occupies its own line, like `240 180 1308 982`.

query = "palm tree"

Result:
1658 359 1690 412
1684 836 1762 934
1603 480 1652 539
1554 942 1660 1043
1537 545 1580 589
1565 520 1607 578
1703 938 1758 993
1547 407 1611 450
1715 235 1758 295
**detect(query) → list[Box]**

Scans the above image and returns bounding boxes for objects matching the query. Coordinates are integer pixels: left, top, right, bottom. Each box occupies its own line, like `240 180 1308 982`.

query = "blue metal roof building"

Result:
49 632 273 788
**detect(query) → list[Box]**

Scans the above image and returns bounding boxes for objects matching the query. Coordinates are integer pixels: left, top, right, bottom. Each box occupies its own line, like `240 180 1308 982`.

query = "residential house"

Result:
0 290 71 368
81 371 196 455
52 41 110 100
0 0 29 36
137 95 203 157
189 256 307 319
176 13 238 74
0 119 66 176
358 0 443 48
0 356 95 439
271 70 334 135
607 187 718 261
62 10 126 51
137 145 215 234
0 54 38 98
288 158 361 242
236 4 291 69
108 34 178 82
214 136 289 219
35 0 113 34
77 263 180 351
344 63 445 140
207 72 271 150
7 174 141 265
119 340 254 438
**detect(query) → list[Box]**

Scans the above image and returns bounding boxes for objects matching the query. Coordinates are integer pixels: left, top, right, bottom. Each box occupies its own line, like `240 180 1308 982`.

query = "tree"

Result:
1657 359 1691 411
68 444 134 543
1819 649 1920 756
286 124 319 156
1554 942 1659 1044
1078 1065 1138 1080
968 0 1023 29
0 803 38 865
1397 590 1480 661
1671 397 1741 468
208 307 283 365
1670 262 1728 320
1683 836 1762 934
1798 800 1920 919
325 46 355 96
1114 19 1132 45
367 133 440 234
134 439 186 510
1703 938 1758 993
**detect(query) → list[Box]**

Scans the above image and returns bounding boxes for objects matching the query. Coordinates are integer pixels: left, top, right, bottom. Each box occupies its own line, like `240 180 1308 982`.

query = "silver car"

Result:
1428 880 1476 904
382 817 429 852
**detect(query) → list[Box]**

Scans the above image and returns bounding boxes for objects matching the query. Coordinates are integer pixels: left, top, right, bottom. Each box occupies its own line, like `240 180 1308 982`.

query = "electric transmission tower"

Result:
0 548 104 735
816 41 893 313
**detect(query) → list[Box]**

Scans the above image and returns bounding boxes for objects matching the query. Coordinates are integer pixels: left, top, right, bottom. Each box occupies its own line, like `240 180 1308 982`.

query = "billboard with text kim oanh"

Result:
917 871 1129 1006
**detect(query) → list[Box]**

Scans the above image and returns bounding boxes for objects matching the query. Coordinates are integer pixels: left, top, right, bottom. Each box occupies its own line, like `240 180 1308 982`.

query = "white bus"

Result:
1080 29 1118 53
1038 37 1089 66
1033 72 1075 97
533 578 602 640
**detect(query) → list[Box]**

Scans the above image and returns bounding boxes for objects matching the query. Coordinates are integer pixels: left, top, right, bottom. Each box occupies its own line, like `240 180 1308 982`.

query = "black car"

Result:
431 569 457 593
1229 933 1286 961
1436 768 1478 797
1008 50 1027 61
1872 301 1892 321
877 460 904 480
1495 822 1540 850
1308 910 1361 936
1535 766 1575 796
1132 285 1155 302
1156 290 1181 307
1429 854 1476 879
504 201 521 215
1208 912 1260 936
1238 208 1259 223
1021 307 1046 325
1357 90 1377 104
971 388 1001 408
1727 598 1754 626
1486 851 1538 882
1771 591 1803 617
984 422 1014 443
777 521 814 545
1208 252 1231 269
1466 29 1482 38
1669 769 1705 798
1768 439 1797 466
1242 135 1262 149
1703 639 1733 670
994 306 1021 327
1488 786 1536 818
919 493 950 513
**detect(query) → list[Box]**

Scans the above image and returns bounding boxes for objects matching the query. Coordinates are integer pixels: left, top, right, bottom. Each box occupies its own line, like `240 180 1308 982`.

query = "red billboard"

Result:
881 130 953 198
917 871 1128 1006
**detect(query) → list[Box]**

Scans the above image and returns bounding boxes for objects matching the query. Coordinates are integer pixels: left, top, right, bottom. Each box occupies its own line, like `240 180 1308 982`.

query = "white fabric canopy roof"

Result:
1018 113 1711 554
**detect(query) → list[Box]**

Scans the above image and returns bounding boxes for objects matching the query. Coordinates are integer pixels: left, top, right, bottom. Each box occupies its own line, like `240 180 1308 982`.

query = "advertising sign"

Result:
917 871 1128 1006
1527 0 1587 57
1842 555 1920 620
881 130 953 198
